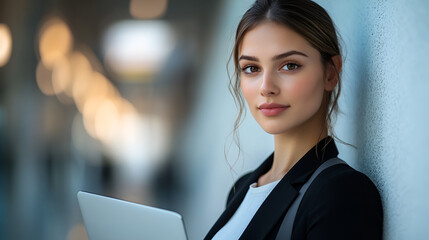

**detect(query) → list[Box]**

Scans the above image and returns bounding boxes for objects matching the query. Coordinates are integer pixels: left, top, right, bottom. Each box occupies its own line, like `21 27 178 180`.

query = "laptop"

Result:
77 191 188 240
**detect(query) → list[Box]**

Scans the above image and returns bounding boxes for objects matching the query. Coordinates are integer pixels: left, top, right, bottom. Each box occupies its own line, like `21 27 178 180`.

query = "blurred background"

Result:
1 0 428 239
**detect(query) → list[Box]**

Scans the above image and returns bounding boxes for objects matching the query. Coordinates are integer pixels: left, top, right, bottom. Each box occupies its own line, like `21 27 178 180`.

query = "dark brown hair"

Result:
227 0 350 159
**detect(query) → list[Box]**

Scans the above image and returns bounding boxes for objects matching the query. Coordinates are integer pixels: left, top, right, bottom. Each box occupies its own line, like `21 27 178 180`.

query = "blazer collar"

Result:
204 136 339 240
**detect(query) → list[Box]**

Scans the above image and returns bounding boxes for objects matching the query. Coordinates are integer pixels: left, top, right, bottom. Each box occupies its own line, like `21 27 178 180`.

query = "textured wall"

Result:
180 0 429 239
318 0 429 239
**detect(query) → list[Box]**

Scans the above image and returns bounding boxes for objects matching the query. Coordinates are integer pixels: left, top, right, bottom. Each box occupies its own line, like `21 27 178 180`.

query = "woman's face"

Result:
239 21 334 135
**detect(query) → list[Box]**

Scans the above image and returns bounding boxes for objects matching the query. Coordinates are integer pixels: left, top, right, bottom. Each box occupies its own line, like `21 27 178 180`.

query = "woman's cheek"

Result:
289 75 323 101
241 79 257 102
240 81 249 99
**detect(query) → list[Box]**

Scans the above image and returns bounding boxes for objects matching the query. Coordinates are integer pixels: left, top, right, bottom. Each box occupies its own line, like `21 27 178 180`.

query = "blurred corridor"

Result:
0 0 219 239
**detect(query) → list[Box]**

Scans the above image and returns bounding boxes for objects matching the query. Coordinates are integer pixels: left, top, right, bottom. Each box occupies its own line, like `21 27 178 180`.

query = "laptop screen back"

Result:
77 191 188 240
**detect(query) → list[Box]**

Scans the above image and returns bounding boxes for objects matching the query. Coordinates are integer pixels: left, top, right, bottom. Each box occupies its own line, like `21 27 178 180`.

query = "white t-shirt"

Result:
212 179 281 239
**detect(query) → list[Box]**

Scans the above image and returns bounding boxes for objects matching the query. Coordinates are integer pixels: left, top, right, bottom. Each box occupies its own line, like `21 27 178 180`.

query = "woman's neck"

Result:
257 116 328 186
271 130 327 177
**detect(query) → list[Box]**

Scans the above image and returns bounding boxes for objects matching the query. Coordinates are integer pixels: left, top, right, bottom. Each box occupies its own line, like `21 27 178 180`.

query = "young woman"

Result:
204 0 383 239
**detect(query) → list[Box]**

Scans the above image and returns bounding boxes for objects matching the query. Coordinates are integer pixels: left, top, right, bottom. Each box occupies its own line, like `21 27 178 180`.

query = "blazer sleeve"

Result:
226 172 252 207
297 166 383 240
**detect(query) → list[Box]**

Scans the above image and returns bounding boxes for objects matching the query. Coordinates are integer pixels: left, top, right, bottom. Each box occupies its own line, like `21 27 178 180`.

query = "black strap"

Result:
275 158 346 240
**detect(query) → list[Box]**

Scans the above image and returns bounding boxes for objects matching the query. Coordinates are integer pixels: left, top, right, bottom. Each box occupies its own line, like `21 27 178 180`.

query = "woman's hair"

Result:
228 0 350 161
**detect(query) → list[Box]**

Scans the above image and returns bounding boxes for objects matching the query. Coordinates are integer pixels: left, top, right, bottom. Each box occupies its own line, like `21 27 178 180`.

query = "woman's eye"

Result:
242 66 260 74
282 63 300 71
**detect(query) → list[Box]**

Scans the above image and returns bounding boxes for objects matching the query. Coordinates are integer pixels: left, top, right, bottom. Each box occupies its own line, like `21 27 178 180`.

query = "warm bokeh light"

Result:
80 72 120 141
74 71 115 113
95 98 119 143
68 51 93 98
34 16 149 167
52 57 72 95
78 45 104 74
95 73 119 100
0 23 12 67
82 96 105 139
38 17 73 68
55 91 74 105
130 0 168 19
116 98 138 117
72 73 94 112
103 20 175 80
36 61 56 95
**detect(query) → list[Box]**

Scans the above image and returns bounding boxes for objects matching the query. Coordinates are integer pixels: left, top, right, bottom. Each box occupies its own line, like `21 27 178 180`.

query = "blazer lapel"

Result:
204 154 274 240
204 137 339 240
239 179 298 240
238 136 339 239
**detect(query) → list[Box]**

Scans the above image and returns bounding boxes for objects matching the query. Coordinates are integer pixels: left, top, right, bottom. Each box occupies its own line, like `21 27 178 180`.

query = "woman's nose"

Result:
259 71 280 97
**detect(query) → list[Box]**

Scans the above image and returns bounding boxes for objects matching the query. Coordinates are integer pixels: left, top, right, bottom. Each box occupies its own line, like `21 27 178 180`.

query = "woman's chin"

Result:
258 120 304 135
260 126 291 135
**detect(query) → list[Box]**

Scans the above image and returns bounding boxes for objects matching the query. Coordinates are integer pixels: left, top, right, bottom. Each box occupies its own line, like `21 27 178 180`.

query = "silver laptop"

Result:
77 191 188 240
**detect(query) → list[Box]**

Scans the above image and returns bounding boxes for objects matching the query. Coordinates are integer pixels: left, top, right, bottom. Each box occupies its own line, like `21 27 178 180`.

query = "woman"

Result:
204 0 383 239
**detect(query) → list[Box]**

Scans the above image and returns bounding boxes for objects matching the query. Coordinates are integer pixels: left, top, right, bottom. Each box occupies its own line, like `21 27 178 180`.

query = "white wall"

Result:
181 0 429 239
317 0 429 239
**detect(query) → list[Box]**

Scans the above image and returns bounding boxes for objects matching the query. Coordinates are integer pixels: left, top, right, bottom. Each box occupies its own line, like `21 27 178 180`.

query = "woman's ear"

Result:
324 55 342 91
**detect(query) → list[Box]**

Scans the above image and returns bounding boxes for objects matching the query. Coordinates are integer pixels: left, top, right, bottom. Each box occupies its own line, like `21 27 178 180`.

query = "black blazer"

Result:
204 137 383 240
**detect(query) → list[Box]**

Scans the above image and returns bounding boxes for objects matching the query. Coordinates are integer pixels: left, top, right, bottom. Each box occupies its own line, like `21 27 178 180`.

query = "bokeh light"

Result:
94 98 119 143
55 91 74 105
68 51 92 98
0 23 12 67
82 95 107 139
103 20 175 80
36 61 56 95
74 71 105 112
129 0 168 19
52 57 72 95
38 18 73 69
78 45 104 74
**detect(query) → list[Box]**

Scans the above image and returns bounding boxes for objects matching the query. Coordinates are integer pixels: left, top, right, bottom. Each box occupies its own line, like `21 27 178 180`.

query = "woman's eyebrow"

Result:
238 50 308 62
238 55 259 62
272 50 308 60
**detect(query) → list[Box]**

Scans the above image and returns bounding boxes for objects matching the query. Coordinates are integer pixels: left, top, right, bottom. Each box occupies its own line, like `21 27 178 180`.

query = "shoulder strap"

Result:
275 157 347 240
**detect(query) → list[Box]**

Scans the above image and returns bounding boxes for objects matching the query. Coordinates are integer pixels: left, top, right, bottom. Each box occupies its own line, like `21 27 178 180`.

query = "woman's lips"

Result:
258 103 290 117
